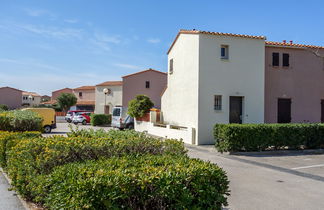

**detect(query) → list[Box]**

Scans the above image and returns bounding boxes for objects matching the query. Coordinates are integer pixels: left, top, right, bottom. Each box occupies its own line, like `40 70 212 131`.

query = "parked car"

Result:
72 112 91 125
111 106 134 129
22 108 56 133
65 110 87 123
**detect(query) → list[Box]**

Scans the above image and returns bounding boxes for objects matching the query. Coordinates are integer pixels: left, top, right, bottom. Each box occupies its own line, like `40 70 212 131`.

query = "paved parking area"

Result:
186 145 324 210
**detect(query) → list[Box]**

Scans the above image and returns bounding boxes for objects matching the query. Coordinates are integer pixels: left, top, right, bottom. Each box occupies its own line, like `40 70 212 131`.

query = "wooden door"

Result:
229 96 243 124
277 98 291 123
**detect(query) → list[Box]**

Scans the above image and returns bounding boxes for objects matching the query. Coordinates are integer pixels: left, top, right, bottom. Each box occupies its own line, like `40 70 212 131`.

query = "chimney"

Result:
283 40 286 43
290 40 293 44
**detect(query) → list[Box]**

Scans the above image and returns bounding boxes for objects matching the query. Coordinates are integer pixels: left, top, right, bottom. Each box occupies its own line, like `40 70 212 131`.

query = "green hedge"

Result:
3 129 229 209
0 131 41 167
0 104 9 111
214 124 324 152
0 110 43 132
90 114 111 126
44 155 229 209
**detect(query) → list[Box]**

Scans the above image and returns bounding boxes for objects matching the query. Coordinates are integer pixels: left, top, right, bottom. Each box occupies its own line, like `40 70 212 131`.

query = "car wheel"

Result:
128 124 134 130
67 119 72 123
44 125 52 133
82 120 87 125
73 122 78 125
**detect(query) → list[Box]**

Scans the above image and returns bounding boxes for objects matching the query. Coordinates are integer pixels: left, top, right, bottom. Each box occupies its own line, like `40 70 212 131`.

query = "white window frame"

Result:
221 45 229 60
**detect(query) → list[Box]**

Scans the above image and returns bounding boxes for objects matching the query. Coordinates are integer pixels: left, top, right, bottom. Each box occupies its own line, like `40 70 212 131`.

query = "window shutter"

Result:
272 53 279 66
283 53 290 67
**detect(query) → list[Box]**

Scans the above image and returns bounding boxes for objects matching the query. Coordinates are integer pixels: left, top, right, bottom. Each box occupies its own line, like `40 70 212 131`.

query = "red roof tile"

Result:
168 29 266 54
96 81 123 86
122 69 167 78
266 41 324 49
73 86 95 90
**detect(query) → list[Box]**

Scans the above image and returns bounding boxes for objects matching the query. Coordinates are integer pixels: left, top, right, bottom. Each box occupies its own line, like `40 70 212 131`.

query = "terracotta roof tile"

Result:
22 91 41 97
41 100 57 105
96 81 123 86
73 86 95 90
122 69 167 78
76 100 95 105
0 86 23 92
168 29 266 54
52 88 72 93
266 41 324 49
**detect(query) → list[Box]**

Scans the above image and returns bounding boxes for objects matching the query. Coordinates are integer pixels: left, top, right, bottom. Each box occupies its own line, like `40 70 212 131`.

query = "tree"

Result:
0 104 9 111
57 93 77 112
128 95 154 118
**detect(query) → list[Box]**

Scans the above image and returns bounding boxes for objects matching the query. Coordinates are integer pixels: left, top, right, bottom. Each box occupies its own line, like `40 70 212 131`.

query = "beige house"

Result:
95 81 123 114
0 86 22 109
72 86 96 111
22 91 42 106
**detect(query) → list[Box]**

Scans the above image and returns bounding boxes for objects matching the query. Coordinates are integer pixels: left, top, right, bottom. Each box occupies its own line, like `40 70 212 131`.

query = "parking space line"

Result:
292 164 324 170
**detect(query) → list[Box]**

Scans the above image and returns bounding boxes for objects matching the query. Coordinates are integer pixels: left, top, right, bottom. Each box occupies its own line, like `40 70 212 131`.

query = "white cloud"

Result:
24 8 56 18
18 24 83 40
147 38 161 44
64 19 78 24
114 63 140 70
94 33 121 44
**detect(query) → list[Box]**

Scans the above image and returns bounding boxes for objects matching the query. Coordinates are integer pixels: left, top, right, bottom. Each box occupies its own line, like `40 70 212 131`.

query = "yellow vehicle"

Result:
22 108 56 133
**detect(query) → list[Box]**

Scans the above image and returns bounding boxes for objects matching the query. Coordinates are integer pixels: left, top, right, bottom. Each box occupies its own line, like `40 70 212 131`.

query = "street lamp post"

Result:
28 95 33 107
103 88 109 114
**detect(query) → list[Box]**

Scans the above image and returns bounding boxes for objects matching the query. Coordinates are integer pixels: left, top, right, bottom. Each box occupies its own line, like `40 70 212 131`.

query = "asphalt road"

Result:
186 145 324 210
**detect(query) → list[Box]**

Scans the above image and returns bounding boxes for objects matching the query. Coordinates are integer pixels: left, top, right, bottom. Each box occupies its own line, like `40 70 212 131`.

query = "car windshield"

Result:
112 108 121 116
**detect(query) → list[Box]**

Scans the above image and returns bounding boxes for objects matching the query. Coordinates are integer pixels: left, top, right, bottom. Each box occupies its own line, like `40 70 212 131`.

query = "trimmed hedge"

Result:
214 124 324 152
0 110 43 132
6 133 187 202
0 131 41 167
3 129 229 209
90 114 111 126
0 104 9 111
44 155 229 209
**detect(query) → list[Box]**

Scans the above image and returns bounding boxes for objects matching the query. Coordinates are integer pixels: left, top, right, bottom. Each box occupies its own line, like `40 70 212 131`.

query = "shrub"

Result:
68 126 142 138
214 123 324 152
0 104 9 111
56 93 77 112
90 114 111 126
0 110 43 132
128 95 154 118
7 134 186 201
44 155 229 209
0 131 41 167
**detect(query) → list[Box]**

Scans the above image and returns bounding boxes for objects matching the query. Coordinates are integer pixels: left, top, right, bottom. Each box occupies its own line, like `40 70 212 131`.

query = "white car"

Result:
72 112 90 125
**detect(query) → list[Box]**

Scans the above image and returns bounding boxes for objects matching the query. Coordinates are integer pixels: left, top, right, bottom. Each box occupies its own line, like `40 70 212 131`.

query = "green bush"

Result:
0 110 43 132
214 124 324 152
44 155 229 209
90 114 111 126
7 134 186 201
128 95 154 118
68 126 143 138
0 131 41 167
0 104 9 111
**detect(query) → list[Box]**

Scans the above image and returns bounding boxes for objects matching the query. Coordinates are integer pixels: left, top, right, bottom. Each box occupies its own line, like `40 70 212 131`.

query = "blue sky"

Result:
0 0 323 95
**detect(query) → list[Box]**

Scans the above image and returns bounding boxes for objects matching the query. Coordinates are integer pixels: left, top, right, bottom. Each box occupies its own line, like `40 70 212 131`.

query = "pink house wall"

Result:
265 46 324 123
52 88 73 100
122 70 167 108
73 89 95 102
0 87 22 109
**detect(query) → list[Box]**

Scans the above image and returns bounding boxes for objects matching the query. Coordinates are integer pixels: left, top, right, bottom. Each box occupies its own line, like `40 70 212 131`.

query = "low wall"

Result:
135 120 196 144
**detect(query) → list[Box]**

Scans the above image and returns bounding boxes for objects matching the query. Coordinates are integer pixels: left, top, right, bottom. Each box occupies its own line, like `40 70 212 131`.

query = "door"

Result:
277 98 291 123
104 105 110 114
321 100 324 123
229 96 243 124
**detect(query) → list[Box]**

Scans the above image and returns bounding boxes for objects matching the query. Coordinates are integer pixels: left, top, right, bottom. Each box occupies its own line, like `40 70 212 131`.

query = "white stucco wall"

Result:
161 33 200 143
197 34 265 144
95 85 122 114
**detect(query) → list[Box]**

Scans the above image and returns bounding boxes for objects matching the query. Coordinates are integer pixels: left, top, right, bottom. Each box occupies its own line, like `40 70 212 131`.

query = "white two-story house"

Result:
161 30 266 144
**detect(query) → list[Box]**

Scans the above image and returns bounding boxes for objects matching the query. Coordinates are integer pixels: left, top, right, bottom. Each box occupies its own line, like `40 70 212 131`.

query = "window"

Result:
169 59 174 74
283 53 290 67
214 95 222 110
221 45 229 59
272 52 279 66
79 92 82 97
145 81 150 88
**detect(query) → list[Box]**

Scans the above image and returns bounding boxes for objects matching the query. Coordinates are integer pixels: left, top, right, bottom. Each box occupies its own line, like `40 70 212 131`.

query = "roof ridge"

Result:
266 41 324 49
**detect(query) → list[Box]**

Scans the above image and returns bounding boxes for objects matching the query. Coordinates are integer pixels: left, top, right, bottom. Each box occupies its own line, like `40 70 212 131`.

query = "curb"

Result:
0 168 43 210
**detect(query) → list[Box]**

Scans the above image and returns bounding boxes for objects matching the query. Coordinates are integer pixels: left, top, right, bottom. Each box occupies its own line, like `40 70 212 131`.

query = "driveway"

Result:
186 145 324 210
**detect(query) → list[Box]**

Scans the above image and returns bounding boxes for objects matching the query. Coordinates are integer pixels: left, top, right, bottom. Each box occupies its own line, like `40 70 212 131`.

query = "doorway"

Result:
277 98 291 123
229 96 243 124
104 105 110 114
